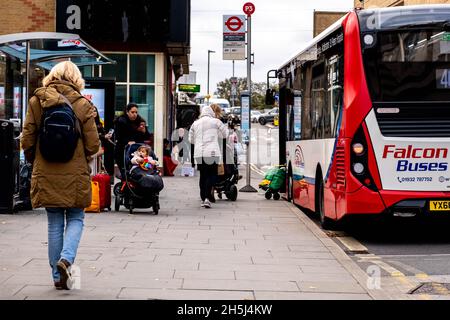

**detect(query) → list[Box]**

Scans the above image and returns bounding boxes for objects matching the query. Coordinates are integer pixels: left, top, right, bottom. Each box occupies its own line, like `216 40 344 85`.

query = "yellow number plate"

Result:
429 201 450 211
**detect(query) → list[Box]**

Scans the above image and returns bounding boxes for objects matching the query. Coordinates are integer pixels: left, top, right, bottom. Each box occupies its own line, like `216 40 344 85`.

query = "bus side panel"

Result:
341 12 372 140
290 139 335 212
324 187 337 220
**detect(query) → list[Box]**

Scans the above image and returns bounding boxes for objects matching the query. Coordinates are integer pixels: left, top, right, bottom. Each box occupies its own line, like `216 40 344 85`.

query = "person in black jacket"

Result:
113 103 144 177
135 119 152 145
93 106 113 147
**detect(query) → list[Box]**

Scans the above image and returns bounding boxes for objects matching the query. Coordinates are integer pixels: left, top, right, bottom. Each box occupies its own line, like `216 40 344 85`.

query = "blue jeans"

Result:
46 208 85 281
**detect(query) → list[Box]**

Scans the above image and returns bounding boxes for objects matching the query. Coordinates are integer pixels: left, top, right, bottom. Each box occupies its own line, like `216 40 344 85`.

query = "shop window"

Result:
130 85 155 133
103 54 127 82
130 54 155 83
115 85 127 117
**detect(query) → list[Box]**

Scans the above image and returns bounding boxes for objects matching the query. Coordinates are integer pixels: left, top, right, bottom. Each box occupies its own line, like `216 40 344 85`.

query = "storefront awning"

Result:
0 32 115 70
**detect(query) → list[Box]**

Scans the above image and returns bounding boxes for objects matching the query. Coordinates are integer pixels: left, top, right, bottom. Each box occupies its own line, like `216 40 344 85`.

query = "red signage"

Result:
243 2 255 16
225 16 243 32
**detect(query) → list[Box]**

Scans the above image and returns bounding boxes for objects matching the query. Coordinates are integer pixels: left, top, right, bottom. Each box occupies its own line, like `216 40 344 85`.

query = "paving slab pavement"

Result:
0 167 397 300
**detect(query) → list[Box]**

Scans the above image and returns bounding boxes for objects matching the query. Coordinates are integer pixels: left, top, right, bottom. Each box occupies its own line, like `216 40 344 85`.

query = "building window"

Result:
103 53 156 133
103 54 127 82
130 85 155 133
130 55 155 83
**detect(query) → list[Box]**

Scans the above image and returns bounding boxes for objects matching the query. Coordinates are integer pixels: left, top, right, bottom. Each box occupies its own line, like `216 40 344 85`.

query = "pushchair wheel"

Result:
217 192 223 199
225 185 238 201
265 191 272 200
129 198 134 214
273 192 281 200
153 199 160 215
113 182 122 196
114 194 121 211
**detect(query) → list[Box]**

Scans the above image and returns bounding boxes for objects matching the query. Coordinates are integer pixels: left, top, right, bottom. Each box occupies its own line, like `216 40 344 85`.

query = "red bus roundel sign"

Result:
225 16 243 32
243 2 255 16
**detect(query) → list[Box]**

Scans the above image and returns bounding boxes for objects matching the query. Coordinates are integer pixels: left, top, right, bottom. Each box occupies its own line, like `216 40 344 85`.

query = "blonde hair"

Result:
210 103 223 119
42 61 85 91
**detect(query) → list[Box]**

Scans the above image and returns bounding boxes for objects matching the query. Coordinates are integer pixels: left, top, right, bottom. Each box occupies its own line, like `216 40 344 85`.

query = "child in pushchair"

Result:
113 143 164 214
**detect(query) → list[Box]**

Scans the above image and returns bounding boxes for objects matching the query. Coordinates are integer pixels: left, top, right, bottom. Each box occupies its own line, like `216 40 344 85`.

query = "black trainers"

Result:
57 258 72 290
54 281 63 290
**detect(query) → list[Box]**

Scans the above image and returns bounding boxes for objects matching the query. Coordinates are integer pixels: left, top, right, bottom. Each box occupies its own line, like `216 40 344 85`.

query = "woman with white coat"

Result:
189 105 228 208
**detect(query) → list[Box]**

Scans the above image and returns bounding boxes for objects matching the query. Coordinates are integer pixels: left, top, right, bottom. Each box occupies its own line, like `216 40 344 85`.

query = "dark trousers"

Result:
196 157 219 201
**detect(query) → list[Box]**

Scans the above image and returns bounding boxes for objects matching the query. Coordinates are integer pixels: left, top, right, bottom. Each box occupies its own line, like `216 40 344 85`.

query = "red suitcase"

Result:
92 173 111 211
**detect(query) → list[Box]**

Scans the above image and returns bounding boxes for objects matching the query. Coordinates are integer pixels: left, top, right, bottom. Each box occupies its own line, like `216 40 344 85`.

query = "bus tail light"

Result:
351 126 378 191
352 143 364 155
353 163 365 174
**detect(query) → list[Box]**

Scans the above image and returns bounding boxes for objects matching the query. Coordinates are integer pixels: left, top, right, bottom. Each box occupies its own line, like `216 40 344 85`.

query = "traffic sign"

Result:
243 2 255 16
223 15 246 60
225 16 243 32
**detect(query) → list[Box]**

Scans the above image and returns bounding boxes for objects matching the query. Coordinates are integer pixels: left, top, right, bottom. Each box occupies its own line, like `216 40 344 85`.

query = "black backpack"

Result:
39 95 81 162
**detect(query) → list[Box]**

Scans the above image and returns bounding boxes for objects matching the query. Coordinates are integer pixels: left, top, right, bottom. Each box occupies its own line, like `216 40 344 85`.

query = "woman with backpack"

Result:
21 61 100 290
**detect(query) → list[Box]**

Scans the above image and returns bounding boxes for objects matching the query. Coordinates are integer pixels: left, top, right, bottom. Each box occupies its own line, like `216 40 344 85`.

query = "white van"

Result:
207 98 230 114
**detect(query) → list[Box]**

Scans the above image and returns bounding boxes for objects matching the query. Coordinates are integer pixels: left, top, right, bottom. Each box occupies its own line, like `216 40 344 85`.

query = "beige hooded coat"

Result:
20 80 100 209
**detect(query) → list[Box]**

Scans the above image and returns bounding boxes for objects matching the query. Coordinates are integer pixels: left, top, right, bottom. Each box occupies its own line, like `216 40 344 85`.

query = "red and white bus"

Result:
276 5 450 229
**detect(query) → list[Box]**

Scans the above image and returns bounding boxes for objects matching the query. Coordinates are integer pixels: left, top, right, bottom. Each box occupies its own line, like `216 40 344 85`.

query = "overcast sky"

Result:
190 0 354 96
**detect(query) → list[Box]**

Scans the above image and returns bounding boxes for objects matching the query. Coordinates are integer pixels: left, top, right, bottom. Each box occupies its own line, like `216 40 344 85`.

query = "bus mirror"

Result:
265 89 276 106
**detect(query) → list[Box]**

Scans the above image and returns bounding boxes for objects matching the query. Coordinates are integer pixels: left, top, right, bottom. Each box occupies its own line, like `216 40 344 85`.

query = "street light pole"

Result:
207 49 215 100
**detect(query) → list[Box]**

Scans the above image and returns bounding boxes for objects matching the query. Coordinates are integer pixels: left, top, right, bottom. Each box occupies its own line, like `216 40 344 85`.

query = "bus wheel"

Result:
316 175 336 230
287 173 293 202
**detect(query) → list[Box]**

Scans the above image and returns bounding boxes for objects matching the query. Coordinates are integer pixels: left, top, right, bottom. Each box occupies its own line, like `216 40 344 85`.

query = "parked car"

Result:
251 110 262 123
258 108 279 125
227 106 241 126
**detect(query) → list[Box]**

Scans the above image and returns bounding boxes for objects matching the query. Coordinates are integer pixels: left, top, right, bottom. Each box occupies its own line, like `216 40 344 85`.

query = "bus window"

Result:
327 54 343 138
301 64 313 140
311 61 326 139
363 29 450 102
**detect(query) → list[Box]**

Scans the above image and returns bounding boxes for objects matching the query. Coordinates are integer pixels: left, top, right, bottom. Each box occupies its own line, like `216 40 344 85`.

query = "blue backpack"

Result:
39 95 81 162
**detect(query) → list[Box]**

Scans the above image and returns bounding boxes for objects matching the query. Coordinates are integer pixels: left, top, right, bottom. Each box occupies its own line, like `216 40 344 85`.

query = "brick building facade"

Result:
313 11 347 37
0 0 55 34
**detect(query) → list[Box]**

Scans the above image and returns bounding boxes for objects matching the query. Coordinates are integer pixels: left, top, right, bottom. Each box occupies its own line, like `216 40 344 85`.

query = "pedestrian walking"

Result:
93 106 113 147
189 105 228 208
20 61 100 290
90 106 113 173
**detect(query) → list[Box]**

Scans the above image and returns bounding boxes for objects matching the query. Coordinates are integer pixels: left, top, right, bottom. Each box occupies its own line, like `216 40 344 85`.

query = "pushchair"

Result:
215 163 239 201
214 141 239 201
113 143 163 214
259 165 286 200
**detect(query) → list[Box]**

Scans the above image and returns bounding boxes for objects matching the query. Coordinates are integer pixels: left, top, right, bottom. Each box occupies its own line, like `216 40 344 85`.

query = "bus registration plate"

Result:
429 201 450 211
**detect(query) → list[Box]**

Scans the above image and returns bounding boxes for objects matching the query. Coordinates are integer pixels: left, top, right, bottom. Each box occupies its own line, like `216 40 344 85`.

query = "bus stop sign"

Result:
243 2 255 16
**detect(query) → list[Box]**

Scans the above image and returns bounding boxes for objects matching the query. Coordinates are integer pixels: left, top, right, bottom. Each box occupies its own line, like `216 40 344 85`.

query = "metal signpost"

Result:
240 2 257 193
230 76 237 108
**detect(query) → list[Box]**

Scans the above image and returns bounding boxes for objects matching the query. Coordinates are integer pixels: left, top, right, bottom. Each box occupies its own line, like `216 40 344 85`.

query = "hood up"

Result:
33 87 65 109
200 105 215 118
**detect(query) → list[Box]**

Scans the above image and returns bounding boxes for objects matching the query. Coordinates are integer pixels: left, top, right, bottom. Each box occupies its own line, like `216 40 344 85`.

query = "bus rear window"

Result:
362 30 450 102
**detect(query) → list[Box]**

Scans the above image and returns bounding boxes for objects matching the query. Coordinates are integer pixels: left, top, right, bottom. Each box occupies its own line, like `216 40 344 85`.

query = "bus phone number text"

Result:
397 176 433 183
